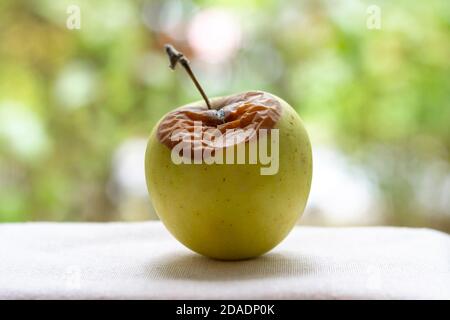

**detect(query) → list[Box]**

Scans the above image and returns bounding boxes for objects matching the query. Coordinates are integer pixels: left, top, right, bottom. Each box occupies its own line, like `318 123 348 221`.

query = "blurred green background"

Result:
0 0 449 232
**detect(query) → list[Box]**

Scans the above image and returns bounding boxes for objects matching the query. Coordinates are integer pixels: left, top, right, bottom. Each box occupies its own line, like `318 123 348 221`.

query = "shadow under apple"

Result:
147 251 319 281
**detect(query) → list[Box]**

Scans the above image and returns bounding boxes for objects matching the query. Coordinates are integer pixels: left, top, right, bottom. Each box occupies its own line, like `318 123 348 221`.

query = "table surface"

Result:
0 221 449 299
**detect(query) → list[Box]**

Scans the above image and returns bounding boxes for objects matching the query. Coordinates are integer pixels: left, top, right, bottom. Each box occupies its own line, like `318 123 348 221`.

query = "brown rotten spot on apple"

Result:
157 91 282 152
157 45 281 155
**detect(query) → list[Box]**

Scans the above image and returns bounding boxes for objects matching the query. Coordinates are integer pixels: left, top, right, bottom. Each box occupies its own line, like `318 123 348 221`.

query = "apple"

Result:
145 45 312 260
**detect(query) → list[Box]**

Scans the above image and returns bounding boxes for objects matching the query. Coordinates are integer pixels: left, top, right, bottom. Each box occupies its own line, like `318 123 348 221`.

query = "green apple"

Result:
144 45 312 260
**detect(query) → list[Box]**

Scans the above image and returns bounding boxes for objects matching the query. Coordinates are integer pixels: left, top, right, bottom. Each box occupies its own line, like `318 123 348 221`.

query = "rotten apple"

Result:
145 44 312 260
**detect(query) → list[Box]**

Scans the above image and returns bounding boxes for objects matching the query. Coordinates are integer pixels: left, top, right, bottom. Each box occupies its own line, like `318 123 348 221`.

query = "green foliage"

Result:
0 0 449 230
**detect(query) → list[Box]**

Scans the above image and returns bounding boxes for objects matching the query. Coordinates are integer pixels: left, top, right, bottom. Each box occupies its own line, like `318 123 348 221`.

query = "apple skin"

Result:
145 91 312 260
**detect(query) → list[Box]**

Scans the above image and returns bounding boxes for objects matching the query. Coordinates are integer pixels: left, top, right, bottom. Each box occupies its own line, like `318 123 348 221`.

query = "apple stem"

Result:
164 44 212 110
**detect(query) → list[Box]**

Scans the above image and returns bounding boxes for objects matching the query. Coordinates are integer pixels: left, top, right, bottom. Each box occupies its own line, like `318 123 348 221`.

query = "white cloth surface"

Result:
0 222 449 300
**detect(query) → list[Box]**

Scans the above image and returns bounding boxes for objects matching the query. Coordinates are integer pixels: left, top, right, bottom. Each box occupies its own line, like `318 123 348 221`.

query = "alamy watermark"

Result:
170 122 279 176
64 265 82 290
366 5 381 30
66 5 81 30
